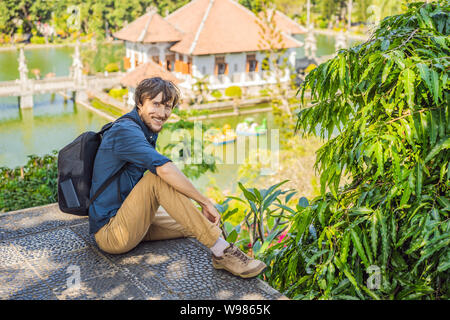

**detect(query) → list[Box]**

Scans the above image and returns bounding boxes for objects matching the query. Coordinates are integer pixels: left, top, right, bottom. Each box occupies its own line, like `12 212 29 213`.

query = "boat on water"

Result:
205 124 237 146
236 117 267 136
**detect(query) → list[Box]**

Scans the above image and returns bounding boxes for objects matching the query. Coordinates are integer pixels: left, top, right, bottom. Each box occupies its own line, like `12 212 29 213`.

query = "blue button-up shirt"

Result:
88 107 172 234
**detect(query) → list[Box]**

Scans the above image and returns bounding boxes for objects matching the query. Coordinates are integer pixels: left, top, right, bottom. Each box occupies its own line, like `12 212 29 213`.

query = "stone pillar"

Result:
72 40 84 86
130 49 136 69
159 45 165 68
71 40 88 104
75 90 88 102
304 24 317 59
18 48 33 109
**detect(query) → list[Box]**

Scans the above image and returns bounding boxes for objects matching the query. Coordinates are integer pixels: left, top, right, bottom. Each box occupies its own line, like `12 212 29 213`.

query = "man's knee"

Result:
95 231 136 255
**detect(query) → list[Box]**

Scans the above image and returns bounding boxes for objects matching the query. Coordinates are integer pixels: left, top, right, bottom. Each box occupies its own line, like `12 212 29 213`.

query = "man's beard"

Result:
142 116 164 133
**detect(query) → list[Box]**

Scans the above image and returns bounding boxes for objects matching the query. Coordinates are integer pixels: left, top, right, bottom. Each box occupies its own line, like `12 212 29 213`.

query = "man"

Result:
89 77 266 279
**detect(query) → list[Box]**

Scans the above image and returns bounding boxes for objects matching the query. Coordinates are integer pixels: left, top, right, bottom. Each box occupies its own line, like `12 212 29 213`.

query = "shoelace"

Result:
227 243 250 263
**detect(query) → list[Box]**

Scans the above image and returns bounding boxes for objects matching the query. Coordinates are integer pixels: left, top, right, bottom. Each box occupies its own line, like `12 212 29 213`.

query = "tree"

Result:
224 86 243 115
265 1 449 299
256 0 298 145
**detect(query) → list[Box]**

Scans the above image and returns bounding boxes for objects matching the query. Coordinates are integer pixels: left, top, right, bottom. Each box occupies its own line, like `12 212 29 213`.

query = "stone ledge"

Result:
0 203 287 300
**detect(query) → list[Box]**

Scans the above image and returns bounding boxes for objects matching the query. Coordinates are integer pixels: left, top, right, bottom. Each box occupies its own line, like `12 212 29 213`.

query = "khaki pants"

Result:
94 171 222 254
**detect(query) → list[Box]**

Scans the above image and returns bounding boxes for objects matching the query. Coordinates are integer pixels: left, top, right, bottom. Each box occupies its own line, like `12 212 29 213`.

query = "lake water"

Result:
0 33 351 191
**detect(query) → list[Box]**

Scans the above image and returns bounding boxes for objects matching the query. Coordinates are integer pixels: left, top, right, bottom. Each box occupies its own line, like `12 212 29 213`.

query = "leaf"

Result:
371 214 378 257
382 59 393 83
274 203 297 215
298 196 309 208
259 228 283 254
305 249 329 269
340 232 351 263
226 229 238 243
401 68 416 107
226 195 246 203
424 136 450 163
238 182 257 202
416 63 432 94
430 68 440 105
437 259 450 272
285 191 297 203
377 210 389 267
351 229 369 267
416 162 423 198
349 207 374 216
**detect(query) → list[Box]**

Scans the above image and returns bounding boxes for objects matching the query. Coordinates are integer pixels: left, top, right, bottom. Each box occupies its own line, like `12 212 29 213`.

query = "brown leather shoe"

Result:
212 243 266 278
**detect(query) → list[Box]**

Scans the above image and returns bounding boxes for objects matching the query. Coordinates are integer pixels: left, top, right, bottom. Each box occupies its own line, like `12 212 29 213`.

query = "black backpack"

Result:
57 114 147 216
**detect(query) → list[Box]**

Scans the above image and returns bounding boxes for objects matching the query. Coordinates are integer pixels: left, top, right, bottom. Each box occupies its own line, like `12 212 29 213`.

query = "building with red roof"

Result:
114 0 304 105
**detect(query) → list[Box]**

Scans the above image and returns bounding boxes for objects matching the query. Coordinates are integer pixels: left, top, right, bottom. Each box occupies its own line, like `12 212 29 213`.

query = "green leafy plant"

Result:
108 87 128 100
265 1 449 300
0 151 58 212
104 62 119 73
218 180 295 259
211 90 223 100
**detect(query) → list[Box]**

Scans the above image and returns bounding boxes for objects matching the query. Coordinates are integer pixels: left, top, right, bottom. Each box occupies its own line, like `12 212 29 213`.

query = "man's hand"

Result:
200 201 221 226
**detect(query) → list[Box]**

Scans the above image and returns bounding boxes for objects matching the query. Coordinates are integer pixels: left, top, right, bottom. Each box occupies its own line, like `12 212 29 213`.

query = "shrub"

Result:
108 87 128 100
211 90 222 99
224 86 242 98
104 62 119 73
30 36 46 44
265 1 449 300
0 152 58 212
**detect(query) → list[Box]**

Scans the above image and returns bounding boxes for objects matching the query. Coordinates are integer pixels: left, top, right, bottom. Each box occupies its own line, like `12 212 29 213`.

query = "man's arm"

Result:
156 162 220 225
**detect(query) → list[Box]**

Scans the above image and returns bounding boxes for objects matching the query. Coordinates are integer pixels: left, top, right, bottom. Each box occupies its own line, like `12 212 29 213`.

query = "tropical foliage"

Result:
217 181 295 259
261 1 449 299
0 0 414 45
0 151 58 212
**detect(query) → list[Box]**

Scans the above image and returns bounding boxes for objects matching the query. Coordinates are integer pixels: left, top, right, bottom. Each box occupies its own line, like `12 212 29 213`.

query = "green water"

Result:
0 94 109 168
158 111 276 192
0 43 124 81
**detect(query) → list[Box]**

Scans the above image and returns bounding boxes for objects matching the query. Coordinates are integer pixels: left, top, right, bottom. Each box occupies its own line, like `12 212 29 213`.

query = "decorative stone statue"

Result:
18 47 29 87
304 24 317 59
18 47 33 108
71 40 84 85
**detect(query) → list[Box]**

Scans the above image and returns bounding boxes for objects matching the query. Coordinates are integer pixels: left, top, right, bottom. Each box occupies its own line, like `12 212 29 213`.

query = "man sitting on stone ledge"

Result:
89 76 266 279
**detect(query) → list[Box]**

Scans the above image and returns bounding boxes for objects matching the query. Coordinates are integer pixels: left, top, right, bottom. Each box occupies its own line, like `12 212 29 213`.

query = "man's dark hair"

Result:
134 77 181 109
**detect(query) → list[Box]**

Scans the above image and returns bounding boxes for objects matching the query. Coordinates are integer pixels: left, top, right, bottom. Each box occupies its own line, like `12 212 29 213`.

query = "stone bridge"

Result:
2 44 122 109
0 74 123 108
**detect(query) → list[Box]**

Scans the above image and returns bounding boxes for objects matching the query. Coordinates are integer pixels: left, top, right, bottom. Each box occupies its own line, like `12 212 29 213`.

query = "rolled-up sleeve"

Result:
109 121 172 175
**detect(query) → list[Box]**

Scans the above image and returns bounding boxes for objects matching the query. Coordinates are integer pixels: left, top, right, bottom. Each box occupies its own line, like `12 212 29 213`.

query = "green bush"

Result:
0 152 58 212
218 181 294 258
211 90 222 99
30 36 46 44
224 86 242 98
108 87 128 100
264 1 449 300
104 62 119 73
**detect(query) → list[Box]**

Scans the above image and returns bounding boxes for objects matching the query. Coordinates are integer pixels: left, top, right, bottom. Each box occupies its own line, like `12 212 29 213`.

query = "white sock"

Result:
210 237 230 257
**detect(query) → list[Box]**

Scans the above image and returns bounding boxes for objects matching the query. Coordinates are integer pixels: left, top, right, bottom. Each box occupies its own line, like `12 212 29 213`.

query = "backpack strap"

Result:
88 162 129 206
88 114 151 207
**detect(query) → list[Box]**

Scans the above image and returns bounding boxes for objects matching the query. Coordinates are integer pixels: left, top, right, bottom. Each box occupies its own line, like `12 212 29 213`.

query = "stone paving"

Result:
0 203 286 300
